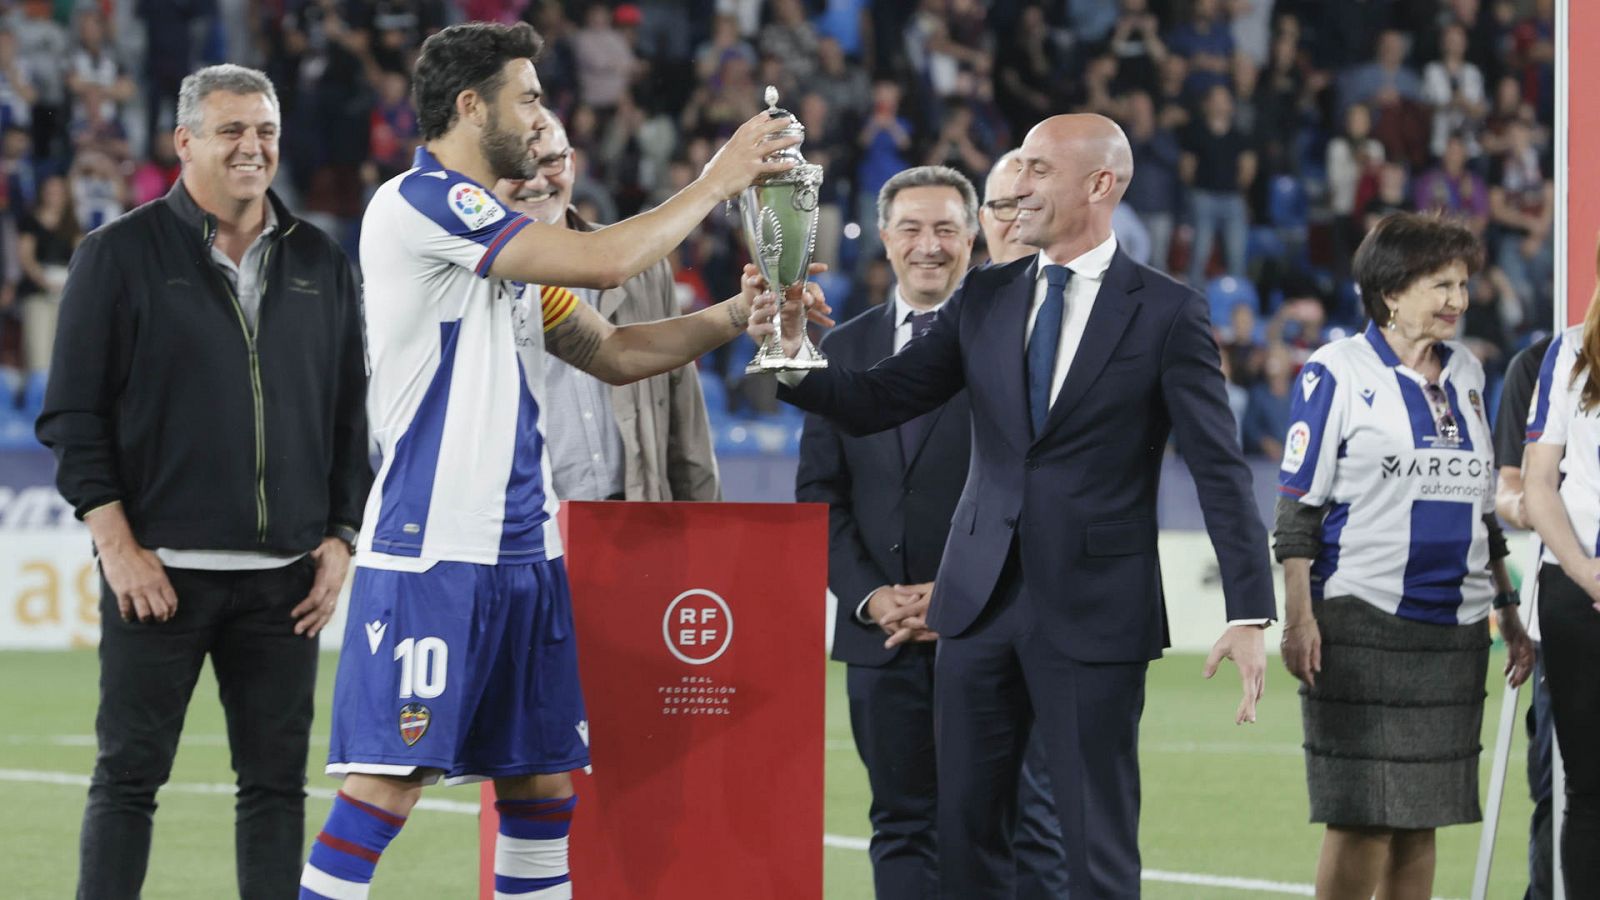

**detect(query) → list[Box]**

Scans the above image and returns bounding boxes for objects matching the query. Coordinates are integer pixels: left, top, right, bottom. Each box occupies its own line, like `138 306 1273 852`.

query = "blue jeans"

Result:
1188 190 1249 286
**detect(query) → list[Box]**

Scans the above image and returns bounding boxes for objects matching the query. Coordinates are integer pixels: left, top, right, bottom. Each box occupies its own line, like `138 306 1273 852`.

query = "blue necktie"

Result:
898 310 938 461
1027 265 1071 436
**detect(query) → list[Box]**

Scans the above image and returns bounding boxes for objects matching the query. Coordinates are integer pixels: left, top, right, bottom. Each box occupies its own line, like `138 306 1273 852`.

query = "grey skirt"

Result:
1301 595 1491 829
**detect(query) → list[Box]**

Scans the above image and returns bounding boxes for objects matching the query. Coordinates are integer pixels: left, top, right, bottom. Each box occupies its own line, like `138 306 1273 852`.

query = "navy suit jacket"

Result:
781 249 1276 663
796 300 973 668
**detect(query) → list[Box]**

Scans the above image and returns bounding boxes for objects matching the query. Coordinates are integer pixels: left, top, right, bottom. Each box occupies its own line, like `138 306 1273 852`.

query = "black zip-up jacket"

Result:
36 180 371 555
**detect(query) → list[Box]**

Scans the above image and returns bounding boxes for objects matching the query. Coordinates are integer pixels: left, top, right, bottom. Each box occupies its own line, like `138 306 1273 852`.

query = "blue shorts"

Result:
326 559 589 783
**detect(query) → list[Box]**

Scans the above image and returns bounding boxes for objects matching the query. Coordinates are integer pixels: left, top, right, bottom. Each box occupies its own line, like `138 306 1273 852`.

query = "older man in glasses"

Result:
980 149 1031 266
493 114 720 504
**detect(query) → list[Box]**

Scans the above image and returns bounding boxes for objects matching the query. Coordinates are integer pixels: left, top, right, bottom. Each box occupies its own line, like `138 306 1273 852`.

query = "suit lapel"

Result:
971 257 1036 454
1037 250 1142 442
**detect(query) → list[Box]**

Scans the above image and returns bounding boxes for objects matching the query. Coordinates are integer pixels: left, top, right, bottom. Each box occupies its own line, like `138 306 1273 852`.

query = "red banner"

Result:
479 501 827 899
1568 0 1598 325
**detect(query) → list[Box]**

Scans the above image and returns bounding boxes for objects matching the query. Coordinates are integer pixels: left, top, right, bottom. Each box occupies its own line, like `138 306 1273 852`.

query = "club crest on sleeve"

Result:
449 183 505 231
1300 370 1321 402
399 703 431 746
1283 421 1311 472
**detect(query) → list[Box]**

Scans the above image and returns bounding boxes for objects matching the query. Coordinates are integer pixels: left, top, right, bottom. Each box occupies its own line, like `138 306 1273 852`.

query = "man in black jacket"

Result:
797 165 1065 899
35 63 370 900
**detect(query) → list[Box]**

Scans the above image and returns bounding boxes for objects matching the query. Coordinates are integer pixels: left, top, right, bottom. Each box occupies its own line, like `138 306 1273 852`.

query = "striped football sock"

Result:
493 795 577 899
298 791 406 900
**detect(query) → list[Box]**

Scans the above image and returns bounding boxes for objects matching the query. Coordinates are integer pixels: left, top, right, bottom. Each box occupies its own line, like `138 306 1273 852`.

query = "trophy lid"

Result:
763 85 806 145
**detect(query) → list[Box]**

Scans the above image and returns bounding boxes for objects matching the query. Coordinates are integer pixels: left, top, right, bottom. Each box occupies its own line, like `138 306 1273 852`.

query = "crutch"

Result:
1472 678 1523 900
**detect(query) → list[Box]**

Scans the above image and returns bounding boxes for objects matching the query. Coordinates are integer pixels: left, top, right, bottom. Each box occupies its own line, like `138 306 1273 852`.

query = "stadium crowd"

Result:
0 0 1559 459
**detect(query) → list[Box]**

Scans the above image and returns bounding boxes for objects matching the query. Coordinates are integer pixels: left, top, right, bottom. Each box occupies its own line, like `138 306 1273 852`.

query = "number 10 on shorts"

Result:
395 637 448 699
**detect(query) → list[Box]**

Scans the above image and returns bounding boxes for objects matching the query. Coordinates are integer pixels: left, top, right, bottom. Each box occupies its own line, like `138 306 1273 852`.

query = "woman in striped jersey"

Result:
1523 235 1600 894
1274 212 1534 900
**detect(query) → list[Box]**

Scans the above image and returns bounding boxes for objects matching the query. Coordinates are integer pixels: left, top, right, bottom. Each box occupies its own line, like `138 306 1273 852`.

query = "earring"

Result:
1387 315 1397 332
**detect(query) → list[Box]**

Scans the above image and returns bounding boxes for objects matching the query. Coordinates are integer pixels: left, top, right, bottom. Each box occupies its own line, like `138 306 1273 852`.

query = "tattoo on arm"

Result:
726 300 748 330
545 314 604 371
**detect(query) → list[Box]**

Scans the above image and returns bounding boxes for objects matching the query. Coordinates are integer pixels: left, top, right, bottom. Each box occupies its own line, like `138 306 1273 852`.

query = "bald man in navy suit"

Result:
798 164 1066 899
758 116 1275 898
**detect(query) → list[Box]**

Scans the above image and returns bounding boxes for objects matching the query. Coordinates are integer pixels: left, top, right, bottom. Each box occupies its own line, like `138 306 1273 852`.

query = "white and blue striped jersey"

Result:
356 147 577 571
1279 323 1496 624
1527 325 1600 567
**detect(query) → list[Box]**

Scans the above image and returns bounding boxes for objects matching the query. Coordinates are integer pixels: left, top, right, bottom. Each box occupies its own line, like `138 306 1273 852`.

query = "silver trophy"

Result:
741 86 828 373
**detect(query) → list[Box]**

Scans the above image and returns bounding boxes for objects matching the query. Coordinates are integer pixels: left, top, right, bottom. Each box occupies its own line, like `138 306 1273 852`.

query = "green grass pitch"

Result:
0 650 1536 898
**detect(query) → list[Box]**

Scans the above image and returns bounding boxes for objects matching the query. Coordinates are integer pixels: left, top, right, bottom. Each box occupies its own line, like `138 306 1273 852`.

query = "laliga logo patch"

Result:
449 183 505 231
1282 420 1311 473
399 703 431 746
663 589 733 665
1469 389 1486 424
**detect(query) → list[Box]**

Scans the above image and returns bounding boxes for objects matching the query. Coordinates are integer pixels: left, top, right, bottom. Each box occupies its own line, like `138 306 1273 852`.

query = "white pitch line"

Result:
0 768 1464 899
0 768 478 814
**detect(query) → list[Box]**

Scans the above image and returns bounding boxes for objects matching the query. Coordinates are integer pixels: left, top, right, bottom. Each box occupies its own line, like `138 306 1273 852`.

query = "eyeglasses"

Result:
983 198 1019 222
534 147 573 175
1423 383 1462 446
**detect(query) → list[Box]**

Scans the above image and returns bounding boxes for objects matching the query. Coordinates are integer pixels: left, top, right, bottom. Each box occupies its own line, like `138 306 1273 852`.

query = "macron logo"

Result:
1360 387 1376 407
576 720 590 747
1300 371 1321 402
365 620 388 655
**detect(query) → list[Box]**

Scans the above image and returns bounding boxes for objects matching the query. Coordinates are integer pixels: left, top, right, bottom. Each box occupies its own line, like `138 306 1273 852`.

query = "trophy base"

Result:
744 334 829 374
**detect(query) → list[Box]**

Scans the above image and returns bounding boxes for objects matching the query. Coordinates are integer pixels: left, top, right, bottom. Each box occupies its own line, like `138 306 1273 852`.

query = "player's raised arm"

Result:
488 110 798 289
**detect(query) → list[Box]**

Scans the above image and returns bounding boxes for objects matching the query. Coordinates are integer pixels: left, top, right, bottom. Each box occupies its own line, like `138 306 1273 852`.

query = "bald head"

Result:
1025 114 1133 200
984 149 1022 201
1010 114 1133 259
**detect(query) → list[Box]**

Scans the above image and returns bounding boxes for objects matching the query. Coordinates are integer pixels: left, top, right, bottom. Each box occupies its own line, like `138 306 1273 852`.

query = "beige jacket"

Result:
570 208 721 501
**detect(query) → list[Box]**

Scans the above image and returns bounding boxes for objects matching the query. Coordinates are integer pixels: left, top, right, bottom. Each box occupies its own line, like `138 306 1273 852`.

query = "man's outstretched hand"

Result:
1204 623 1266 725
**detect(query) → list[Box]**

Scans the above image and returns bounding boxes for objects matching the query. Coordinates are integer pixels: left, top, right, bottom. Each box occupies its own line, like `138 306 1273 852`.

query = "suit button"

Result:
1004 517 1017 529
1026 459 1040 471
890 543 902 554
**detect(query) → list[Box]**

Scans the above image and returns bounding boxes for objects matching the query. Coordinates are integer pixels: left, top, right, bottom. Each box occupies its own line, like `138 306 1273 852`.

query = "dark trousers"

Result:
934 553 1146 899
1526 644 1553 900
78 559 318 900
847 644 1068 900
1537 564 1600 896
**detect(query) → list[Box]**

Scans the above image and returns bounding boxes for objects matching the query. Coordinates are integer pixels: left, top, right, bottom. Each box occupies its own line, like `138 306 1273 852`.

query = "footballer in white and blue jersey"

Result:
302 19 802 900
1527 325 1600 563
324 142 591 788
1278 322 1497 624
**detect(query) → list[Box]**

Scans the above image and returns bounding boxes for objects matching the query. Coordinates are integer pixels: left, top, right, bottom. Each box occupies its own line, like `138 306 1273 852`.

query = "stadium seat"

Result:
1268 175 1308 230
21 371 46 415
1206 276 1259 325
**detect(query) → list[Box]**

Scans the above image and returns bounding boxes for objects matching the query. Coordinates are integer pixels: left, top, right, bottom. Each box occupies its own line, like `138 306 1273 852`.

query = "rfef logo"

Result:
662 589 733 665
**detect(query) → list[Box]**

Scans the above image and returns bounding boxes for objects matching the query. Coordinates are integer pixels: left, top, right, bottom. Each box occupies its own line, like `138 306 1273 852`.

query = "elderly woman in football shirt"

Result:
1273 212 1533 900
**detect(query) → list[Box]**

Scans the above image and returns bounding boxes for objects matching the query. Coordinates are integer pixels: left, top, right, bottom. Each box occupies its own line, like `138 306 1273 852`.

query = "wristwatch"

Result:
329 524 359 555
1492 590 1521 610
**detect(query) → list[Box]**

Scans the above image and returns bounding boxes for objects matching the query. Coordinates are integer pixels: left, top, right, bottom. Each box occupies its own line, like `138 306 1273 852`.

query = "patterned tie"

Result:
898 310 939 462
1027 265 1071 436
